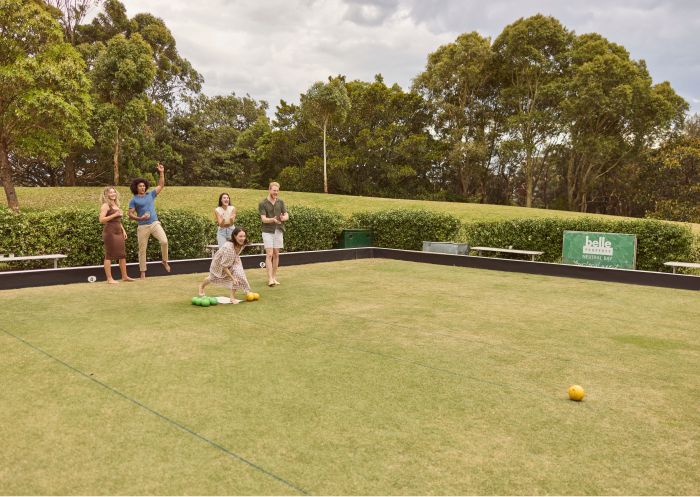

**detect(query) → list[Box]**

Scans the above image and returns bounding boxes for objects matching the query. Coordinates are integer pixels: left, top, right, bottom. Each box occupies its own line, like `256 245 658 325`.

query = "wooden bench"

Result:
663 261 700 274
0 254 67 269
470 246 544 262
206 243 265 256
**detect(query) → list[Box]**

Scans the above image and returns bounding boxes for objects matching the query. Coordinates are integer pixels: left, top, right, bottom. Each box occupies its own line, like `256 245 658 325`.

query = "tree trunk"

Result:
525 154 534 208
113 129 120 186
322 120 328 193
0 138 20 212
566 155 576 211
64 149 78 186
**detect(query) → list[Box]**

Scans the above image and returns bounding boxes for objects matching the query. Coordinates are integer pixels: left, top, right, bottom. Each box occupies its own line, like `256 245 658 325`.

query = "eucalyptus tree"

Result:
413 32 498 201
492 15 573 207
561 33 687 212
300 76 351 193
92 33 156 185
0 0 93 211
337 76 436 197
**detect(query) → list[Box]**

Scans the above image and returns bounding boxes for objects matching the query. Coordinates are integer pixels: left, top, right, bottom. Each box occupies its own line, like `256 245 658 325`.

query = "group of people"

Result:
99 163 288 304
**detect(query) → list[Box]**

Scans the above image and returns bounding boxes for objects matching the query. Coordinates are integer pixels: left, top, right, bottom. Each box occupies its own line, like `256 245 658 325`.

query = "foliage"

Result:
0 0 93 210
462 217 694 271
350 209 461 250
0 207 210 268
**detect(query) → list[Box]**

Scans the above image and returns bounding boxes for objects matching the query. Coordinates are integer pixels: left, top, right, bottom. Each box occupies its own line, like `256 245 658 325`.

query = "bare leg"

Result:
104 259 119 284
272 249 280 284
265 248 275 286
230 288 242 304
198 276 211 296
119 259 134 281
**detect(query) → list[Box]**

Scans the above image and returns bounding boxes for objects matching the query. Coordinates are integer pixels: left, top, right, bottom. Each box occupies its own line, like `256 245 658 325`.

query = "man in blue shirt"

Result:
128 162 170 279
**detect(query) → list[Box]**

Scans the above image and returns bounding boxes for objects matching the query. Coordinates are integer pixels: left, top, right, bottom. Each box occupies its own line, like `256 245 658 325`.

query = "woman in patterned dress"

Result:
198 226 252 304
99 186 134 284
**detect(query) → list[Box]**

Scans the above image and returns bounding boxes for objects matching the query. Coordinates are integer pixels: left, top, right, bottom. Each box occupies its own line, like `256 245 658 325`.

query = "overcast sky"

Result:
116 0 700 115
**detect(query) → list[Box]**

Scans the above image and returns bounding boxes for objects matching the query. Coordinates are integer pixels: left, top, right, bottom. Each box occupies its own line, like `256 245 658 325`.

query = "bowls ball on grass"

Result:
568 384 585 401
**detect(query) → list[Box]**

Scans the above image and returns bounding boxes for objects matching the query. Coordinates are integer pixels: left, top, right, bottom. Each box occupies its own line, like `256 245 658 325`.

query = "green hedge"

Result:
0 205 348 269
350 209 461 251
232 206 346 251
1 206 694 273
461 218 694 272
0 208 210 269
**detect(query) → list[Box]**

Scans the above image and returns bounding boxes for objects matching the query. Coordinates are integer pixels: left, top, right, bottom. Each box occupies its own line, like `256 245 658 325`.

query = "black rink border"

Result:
0 247 697 291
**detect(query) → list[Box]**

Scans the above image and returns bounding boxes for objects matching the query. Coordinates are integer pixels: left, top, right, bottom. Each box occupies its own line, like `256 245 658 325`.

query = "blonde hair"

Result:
269 181 280 190
100 186 120 208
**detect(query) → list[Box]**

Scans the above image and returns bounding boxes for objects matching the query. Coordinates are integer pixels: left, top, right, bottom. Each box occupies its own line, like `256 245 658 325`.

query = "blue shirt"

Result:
129 190 158 225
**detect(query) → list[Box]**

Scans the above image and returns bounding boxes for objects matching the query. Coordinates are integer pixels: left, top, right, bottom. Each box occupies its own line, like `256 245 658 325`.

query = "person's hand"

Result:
123 232 128 240
114 208 122 217
156 162 164 173
142 212 151 220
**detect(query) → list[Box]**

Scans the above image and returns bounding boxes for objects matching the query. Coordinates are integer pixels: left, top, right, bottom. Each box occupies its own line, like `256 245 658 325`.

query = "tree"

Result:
492 15 573 207
92 33 156 185
560 33 687 212
167 93 269 185
300 76 351 193
413 32 499 201
0 0 93 211
45 0 101 45
335 76 436 197
79 0 202 108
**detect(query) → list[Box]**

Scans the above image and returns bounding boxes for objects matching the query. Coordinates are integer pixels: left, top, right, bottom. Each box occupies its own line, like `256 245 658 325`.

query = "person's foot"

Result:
162 261 171 272
107 279 119 285
122 277 135 282
140 272 146 280
268 281 275 287
273 279 280 285
198 284 205 297
231 298 243 304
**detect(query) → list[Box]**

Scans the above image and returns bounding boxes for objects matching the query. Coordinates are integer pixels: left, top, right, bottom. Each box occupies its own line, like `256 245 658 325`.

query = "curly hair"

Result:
130 178 150 195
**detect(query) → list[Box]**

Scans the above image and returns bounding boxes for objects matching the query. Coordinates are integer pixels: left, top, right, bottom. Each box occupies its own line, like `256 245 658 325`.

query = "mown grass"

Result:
1 259 698 495
9 185 695 227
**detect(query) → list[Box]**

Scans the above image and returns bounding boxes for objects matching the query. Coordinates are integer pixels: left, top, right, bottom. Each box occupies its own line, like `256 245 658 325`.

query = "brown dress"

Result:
103 207 126 260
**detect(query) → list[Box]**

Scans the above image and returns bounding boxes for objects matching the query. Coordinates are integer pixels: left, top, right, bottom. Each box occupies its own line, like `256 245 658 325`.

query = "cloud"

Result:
117 0 700 115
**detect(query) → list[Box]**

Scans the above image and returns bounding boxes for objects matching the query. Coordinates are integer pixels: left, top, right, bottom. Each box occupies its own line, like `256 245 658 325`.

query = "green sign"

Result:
562 231 637 269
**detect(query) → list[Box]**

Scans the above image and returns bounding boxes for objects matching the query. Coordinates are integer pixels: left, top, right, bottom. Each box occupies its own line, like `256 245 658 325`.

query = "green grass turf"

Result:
11 185 700 231
1 259 699 494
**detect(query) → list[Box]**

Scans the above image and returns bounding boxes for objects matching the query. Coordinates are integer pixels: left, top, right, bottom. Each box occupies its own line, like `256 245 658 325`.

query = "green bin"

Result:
340 229 373 248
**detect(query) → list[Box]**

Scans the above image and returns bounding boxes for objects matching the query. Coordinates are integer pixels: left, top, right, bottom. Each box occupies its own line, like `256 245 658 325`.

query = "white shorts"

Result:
262 229 284 249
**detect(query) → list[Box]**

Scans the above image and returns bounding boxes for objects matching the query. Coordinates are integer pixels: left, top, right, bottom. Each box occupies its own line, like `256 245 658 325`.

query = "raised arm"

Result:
155 162 165 195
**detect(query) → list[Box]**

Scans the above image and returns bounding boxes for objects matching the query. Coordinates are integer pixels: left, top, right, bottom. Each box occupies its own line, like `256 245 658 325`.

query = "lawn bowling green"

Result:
1 259 698 495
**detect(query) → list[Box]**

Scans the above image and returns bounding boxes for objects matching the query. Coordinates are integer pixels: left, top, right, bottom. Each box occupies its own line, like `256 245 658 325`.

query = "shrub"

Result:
0 208 211 269
350 209 461 251
461 217 694 272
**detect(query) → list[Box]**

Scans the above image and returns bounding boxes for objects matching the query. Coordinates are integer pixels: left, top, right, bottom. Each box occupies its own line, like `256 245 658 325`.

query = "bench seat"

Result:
470 246 544 261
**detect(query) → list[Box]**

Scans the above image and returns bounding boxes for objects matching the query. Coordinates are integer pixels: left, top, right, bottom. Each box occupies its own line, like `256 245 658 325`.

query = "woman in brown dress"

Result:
99 187 134 284
198 227 253 303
